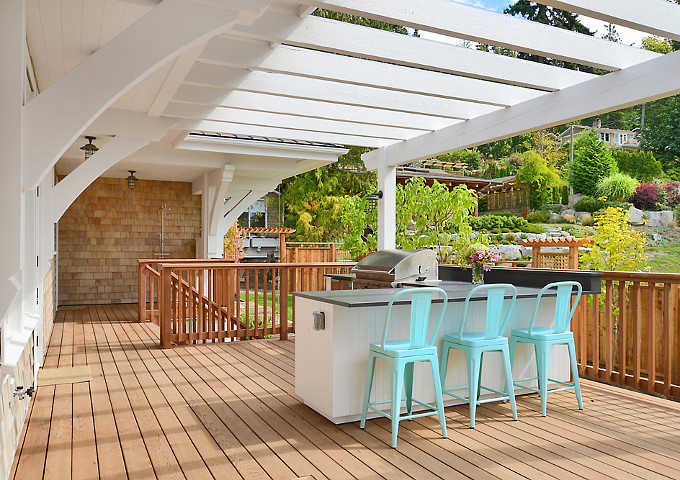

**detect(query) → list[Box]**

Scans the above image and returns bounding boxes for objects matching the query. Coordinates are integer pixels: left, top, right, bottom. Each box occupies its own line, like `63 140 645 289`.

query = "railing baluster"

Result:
160 266 171 349
632 282 641 389
280 266 289 341
253 268 258 338
138 261 146 322
605 280 613 382
664 283 672 397
592 293 600 379
618 280 627 387
648 282 656 394
579 298 586 376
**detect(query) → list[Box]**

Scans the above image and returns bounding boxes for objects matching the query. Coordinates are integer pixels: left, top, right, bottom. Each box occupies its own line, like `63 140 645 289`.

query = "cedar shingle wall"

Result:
58 177 201 305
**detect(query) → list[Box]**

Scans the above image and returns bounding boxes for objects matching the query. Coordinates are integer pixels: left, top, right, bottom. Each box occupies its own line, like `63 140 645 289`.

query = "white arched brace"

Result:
52 137 150 223
21 0 267 189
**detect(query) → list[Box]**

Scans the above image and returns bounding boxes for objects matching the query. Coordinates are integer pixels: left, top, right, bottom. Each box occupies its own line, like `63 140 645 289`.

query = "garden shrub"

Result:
613 150 663 182
560 186 569 205
526 210 549 223
631 182 661 210
495 234 505 242
491 227 501 234
579 213 594 225
515 150 563 210
574 196 605 213
569 130 617 196
662 181 680 207
501 228 510 233
580 207 647 272
523 224 546 234
595 173 638 202
562 214 577 224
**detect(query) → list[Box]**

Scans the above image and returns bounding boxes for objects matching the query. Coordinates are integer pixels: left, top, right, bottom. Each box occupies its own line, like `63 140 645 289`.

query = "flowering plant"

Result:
468 246 499 272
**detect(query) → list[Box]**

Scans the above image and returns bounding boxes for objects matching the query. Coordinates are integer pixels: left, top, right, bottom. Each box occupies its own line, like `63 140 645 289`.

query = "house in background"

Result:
558 119 640 151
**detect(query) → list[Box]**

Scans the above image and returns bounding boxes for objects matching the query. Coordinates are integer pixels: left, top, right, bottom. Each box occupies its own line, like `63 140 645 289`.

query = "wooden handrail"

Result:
139 259 353 348
572 271 680 400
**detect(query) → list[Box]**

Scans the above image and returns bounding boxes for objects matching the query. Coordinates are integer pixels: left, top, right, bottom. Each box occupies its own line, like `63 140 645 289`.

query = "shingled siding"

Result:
58 177 201 305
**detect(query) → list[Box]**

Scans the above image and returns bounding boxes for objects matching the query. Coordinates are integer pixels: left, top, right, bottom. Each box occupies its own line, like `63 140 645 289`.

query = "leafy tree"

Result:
602 24 621 43
434 149 483 170
503 1 596 71
640 95 680 173
612 150 663 182
580 207 647 272
642 36 674 54
569 130 617 196
515 150 563 209
281 146 375 241
339 178 477 258
313 9 417 36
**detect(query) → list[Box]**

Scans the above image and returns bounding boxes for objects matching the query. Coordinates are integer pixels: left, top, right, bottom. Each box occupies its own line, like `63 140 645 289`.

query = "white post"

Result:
0 0 25 322
376 149 397 251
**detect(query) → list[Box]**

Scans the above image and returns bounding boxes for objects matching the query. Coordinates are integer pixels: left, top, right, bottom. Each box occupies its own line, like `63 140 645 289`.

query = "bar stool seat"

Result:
508 281 583 417
360 287 448 449
440 283 518 429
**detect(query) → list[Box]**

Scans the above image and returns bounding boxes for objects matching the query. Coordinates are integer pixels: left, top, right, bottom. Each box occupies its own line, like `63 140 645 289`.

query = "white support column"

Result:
52 137 150 223
193 166 237 259
375 148 396 251
0 0 25 324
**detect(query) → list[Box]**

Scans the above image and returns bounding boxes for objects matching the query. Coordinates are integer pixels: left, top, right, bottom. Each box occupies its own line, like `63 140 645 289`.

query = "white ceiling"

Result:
24 0 680 185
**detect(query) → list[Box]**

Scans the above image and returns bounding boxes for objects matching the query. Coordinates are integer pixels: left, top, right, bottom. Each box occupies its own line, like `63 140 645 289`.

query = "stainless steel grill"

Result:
351 249 438 288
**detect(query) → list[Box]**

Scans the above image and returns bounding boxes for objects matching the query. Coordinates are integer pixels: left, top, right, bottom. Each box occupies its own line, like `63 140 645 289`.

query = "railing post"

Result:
138 260 146 322
280 266 288 341
160 265 172 349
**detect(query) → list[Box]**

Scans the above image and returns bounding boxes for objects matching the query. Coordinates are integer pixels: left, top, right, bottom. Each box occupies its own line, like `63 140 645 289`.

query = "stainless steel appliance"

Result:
351 249 438 289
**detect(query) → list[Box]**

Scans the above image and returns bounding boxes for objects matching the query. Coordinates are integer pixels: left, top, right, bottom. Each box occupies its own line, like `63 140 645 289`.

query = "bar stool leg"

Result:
360 352 377 429
404 362 414 417
467 349 481 429
430 357 447 439
567 339 584 410
501 344 518 421
535 343 550 417
391 361 405 448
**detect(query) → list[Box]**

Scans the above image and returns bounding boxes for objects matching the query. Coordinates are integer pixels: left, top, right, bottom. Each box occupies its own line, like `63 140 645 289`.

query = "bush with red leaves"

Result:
631 182 660 210
663 181 680 207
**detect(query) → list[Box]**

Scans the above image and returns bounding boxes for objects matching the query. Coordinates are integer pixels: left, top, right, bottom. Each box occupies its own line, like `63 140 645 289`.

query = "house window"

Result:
238 199 267 228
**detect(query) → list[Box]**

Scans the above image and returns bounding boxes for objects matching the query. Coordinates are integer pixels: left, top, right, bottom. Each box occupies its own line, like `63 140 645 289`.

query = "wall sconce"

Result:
126 170 138 190
80 136 98 159
366 190 383 211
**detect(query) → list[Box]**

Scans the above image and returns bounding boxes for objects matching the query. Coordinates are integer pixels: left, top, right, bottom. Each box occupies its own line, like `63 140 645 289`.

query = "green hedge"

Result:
467 215 545 233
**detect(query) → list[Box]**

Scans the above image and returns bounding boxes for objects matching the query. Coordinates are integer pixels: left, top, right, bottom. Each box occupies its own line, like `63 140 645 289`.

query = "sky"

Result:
421 0 648 48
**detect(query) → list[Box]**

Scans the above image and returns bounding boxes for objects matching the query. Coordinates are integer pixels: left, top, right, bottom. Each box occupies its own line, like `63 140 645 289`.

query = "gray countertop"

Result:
292 282 564 308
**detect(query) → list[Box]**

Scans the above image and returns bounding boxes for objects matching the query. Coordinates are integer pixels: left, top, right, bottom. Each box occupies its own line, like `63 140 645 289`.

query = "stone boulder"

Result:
560 208 576 218
568 193 585 209
548 212 561 223
648 210 677 227
628 206 644 226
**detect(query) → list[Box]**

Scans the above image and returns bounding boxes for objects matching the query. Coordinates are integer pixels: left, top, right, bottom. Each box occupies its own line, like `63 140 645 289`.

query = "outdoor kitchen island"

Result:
293 267 601 424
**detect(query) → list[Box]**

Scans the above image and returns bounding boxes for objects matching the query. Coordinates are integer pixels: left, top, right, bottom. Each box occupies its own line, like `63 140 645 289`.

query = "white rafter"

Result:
171 88 455 131
231 11 595 91
297 0 659 70
538 0 680 42
200 37 539 107
183 65 486 119
365 50 680 169
162 101 426 140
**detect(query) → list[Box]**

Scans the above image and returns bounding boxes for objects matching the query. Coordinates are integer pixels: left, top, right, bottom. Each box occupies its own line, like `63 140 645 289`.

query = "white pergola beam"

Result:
369 50 680 168
232 12 595 91
163 102 427 140
538 0 680 42
52 137 149 222
200 37 536 108
88 110 177 140
21 0 253 189
299 0 658 70
195 120 396 148
172 88 454 131
183 65 480 119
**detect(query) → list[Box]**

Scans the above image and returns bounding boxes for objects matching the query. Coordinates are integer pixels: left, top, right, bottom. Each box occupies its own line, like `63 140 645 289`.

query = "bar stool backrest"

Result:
528 281 583 335
381 287 448 350
457 284 517 340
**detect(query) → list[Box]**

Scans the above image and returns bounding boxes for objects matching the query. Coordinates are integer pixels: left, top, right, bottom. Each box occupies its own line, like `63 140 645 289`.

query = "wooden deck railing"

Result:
572 271 680 399
138 260 353 348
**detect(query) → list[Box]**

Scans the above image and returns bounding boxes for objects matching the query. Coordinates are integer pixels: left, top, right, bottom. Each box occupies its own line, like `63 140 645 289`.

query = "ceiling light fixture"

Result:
126 170 138 190
80 136 98 159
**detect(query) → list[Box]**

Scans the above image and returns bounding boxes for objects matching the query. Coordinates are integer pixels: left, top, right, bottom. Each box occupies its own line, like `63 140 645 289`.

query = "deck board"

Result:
11 304 680 480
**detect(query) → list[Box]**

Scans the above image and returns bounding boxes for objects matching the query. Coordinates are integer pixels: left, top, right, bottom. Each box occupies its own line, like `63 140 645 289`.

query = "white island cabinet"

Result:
294 285 570 424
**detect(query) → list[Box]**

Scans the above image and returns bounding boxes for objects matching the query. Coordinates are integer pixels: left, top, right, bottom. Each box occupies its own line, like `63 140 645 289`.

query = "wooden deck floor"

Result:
10 304 680 480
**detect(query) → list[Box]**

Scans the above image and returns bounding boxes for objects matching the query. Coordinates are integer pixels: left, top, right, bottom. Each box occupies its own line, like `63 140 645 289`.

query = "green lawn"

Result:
646 243 680 273
239 292 294 318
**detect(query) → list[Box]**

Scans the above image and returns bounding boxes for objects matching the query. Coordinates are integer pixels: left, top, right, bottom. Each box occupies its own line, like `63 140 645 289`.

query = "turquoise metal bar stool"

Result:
360 287 448 448
508 281 583 417
440 284 518 429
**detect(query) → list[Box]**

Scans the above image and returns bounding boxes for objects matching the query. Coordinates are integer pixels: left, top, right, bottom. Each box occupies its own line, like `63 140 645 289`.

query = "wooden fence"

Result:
138 260 353 348
572 271 680 399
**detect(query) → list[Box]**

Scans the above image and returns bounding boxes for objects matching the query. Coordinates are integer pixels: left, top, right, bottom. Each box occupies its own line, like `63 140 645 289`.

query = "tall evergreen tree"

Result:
503 1 595 71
